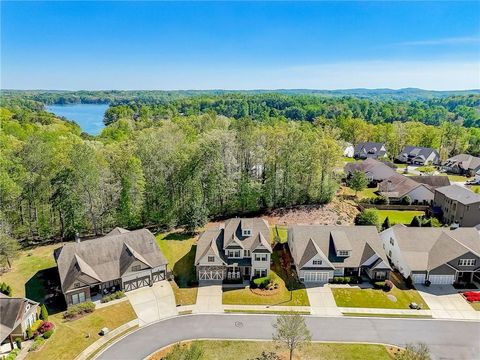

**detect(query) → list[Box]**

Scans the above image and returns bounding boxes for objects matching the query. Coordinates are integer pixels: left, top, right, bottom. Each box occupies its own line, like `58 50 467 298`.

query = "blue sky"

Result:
1 1 479 90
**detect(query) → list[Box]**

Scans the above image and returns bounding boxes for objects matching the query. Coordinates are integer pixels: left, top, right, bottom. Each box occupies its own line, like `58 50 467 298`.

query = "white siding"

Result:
406 185 434 203
197 249 224 266
380 228 412 279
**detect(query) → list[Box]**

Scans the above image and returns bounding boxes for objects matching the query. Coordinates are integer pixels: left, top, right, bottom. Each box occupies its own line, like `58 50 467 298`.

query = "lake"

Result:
46 103 109 135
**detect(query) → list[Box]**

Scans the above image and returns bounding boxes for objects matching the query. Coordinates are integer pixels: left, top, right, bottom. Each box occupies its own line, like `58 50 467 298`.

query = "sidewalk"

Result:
223 304 311 313
339 307 432 316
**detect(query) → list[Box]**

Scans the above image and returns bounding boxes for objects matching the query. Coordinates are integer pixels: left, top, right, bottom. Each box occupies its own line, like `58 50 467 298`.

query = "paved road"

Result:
97 314 480 360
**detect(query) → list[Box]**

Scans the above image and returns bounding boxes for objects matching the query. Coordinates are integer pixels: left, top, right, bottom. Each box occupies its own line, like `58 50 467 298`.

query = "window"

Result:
242 229 252 236
71 292 86 305
337 250 350 256
390 237 394 246
458 259 476 266
244 250 250 257
312 260 322 265
228 250 241 258
255 254 267 262
208 256 215 263
388 250 392 258
74 282 81 288
254 269 267 277
131 265 141 271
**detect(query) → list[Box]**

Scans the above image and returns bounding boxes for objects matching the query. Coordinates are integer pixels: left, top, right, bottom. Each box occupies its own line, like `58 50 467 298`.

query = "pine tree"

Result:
40 304 49 321
410 216 421 227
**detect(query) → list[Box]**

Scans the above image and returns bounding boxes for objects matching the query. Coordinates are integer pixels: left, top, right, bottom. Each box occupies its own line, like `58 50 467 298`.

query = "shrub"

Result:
63 301 95 320
355 209 380 229
30 320 43 333
5 348 20 360
43 330 54 339
39 304 49 321
15 338 21 350
29 337 45 352
0 282 12 297
26 326 33 339
101 291 125 303
38 321 55 334
401 195 412 205
252 276 270 289
373 281 386 289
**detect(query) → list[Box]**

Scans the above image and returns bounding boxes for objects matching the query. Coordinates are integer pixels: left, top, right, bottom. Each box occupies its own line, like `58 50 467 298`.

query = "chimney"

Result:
75 232 81 243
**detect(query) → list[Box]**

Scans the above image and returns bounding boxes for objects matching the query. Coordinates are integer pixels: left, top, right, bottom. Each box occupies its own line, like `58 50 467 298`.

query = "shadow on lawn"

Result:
173 245 197 288
26 267 66 314
163 232 194 241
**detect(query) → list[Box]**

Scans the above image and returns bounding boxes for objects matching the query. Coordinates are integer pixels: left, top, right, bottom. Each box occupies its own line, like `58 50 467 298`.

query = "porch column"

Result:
9 334 14 350
358 267 361 276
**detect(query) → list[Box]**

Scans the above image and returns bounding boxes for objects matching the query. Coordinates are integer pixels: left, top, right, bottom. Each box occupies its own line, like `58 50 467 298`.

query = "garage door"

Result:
412 273 426 284
152 271 165 283
304 271 330 282
123 276 151 291
428 275 455 285
199 270 223 281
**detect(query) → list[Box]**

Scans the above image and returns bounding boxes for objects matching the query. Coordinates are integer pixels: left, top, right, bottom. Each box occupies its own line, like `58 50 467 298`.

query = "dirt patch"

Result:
250 287 282 296
261 198 359 226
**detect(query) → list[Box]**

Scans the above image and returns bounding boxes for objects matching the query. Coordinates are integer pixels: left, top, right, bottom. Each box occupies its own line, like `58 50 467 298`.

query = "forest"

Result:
1 91 480 244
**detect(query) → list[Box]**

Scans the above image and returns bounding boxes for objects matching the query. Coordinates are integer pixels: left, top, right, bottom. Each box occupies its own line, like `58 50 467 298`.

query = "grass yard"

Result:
340 185 379 200
26 301 137 360
343 157 357 163
151 340 393 360
446 174 469 182
342 312 432 319
0 243 61 302
332 287 429 309
223 247 309 306
156 231 198 305
377 210 424 225
270 225 288 244
224 309 310 315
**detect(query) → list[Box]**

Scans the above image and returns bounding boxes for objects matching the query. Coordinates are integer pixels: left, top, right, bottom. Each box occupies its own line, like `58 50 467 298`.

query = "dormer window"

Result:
242 229 252 236
337 250 351 257
458 259 475 266
312 260 322 265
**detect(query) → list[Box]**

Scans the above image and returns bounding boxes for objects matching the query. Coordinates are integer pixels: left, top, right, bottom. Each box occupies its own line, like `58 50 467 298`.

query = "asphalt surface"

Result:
97 314 480 360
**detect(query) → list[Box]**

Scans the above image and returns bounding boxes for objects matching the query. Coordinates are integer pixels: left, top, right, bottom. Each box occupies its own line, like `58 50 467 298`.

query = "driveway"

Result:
306 284 341 316
417 285 480 320
126 280 177 326
97 314 480 360
195 281 223 313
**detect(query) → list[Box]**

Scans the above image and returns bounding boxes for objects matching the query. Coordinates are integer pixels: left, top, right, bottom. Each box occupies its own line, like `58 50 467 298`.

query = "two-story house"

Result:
55 227 168 306
396 146 440 165
380 224 480 285
353 142 388 160
442 154 480 177
195 218 273 281
288 225 390 283
433 185 480 227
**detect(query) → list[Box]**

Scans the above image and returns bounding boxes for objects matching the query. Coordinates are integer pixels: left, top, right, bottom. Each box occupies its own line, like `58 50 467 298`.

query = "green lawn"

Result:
270 225 288 244
343 157 357 163
223 248 309 306
26 301 137 360
342 312 432 318
341 186 379 200
377 210 425 225
332 287 429 309
153 340 393 360
156 231 198 305
0 243 61 302
446 174 469 182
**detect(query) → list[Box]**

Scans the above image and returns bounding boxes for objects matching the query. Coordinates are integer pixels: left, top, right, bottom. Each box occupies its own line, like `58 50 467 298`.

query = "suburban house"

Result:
433 185 480 227
54 228 168 306
380 224 480 285
0 294 38 349
378 173 434 204
344 158 397 184
396 146 440 165
288 225 391 283
342 142 354 158
195 218 273 281
353 142 388 160
442 154 480 177
409 175 450 189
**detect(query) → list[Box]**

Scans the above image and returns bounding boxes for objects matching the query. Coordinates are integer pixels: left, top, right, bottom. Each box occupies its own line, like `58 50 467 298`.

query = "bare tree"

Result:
272 313 311 360
397 343 431 360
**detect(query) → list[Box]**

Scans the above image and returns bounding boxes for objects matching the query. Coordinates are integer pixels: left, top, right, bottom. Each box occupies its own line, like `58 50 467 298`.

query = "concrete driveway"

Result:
417 285 480 320
195 282 223 313
126 280 177 326
306 284 341 316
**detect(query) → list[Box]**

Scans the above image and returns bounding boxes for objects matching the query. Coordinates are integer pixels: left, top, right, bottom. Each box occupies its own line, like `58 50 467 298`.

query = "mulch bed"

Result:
250 287 281 296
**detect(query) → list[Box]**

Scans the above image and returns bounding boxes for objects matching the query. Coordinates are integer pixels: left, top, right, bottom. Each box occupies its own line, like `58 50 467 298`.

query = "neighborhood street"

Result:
96 314 480 360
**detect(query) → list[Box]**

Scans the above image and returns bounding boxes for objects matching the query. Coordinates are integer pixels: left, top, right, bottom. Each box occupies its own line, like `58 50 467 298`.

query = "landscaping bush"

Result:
30 319 43 333
374 280 392 292
5 348 20 360
101 291 125 303
330 276 360 284
38 321 55 334
43 330 54 339
0 282 12 297
26 326 33 339
39 304 49 321
401 195 412 205
29 337 45 352
15 338 21 350
63 301 95 320
252 276 270 289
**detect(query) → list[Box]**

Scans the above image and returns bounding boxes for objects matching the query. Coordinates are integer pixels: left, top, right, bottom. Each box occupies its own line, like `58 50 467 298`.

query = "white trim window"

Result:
244 250 250 257
312 260 322 265
458 259 476 266
71 292 86 305
337 250 350 257
390 237 394 246
207 256 215 263
228 250 241 258
254 254 267 262
242 229 252 236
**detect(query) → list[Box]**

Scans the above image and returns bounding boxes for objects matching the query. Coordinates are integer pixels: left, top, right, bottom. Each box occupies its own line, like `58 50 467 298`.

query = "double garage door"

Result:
123 275 151 291
412 273 455 285
303 271 330 283
199 270 223 281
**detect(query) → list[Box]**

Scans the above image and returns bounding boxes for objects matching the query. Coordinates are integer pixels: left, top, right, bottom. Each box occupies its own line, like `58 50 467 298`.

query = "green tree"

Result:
0 231 19 268
355 209 380 229
410 216 422 227
273 313 311 360
382 216 391 230
39 304 49 321
348 171 368 197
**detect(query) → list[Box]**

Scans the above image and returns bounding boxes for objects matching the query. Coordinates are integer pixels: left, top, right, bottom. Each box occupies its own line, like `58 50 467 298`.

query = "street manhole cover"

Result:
235 321 244 328
387 294 397 302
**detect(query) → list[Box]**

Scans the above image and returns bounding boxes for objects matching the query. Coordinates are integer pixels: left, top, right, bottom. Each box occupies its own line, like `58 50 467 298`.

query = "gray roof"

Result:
378 173 432 198
353 142 387 157
397 146 439 162
409 176 450 188
385 224 480 271
194 228 225 265
443 154 480 171
344 158 397 182
289 225 390 270
223 218 272 252
0 294 38 342
55 228 167 292
435 185 480 205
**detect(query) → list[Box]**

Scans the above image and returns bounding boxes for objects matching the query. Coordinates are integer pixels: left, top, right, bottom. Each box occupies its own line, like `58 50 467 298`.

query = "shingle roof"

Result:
378 173 432 198
354 142 387 157
289 225 390 269
435 184 480 205
385 224 480 271
409 176 450 188
443 154 480 171
0 295 38 342
56 229 167 292
194 228 224 265
223 218 272 252
397 146 439 162
344 158 397 181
